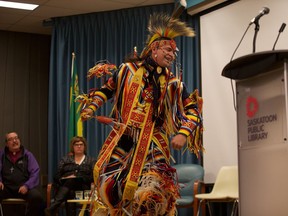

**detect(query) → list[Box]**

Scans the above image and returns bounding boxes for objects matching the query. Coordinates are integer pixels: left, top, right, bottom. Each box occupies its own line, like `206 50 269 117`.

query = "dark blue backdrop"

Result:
48 3 201 183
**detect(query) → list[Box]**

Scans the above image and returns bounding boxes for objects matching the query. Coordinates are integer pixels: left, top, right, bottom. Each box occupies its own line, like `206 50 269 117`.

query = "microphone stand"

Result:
252 20 260 53
228 22 253 111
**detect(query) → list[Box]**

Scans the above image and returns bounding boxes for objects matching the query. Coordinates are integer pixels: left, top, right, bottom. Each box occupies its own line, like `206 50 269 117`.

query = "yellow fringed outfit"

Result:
80 13 204 216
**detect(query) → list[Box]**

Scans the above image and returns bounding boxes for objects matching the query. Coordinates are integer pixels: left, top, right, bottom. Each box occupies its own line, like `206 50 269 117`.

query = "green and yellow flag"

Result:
68 53 83 142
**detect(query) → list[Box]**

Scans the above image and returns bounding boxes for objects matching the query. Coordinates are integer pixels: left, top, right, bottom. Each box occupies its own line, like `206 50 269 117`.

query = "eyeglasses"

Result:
158 47 175 57
7 136 19 142
73 143 84 147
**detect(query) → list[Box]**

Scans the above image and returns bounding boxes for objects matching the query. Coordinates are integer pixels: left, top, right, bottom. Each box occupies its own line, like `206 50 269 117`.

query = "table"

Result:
67 199 91 216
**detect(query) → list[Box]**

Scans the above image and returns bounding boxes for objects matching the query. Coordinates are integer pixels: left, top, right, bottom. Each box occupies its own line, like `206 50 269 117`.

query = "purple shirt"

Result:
0 146 40 190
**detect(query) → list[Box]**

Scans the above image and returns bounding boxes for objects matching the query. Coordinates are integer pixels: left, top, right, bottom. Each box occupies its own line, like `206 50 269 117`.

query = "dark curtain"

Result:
0 30 50 194
48 3 201 181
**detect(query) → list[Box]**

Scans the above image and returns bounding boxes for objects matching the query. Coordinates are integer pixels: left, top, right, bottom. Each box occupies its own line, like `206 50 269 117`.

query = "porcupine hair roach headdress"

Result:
140 13 195 58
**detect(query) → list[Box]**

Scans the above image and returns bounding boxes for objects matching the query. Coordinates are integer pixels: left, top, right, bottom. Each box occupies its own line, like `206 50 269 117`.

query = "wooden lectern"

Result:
222 50 288 216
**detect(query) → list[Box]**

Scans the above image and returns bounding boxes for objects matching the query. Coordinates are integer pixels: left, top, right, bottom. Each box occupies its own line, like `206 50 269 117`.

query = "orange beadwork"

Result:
95 115 115 125
93 115 126 137
87 62 117 80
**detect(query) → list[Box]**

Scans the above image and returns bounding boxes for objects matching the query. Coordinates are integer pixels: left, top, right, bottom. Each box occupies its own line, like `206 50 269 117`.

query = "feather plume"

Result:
141 13 195 57
147 13 195 46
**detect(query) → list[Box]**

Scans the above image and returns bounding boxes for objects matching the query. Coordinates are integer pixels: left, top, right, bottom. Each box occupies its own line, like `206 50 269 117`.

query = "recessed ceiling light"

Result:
0 0 39 10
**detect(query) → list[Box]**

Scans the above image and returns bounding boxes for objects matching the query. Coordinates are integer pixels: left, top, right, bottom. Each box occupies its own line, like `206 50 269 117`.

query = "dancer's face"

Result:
152 43 175 68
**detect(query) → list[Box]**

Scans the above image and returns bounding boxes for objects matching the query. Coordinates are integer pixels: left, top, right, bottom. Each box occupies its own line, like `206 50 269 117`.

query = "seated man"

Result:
45 136 96 216
0 131 43 216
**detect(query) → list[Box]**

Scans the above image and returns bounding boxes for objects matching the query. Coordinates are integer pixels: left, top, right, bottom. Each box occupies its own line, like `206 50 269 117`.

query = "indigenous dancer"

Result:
80 13 204 216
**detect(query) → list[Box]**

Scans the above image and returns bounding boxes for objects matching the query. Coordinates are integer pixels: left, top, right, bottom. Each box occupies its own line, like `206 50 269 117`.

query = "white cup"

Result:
75 191 83 200
84 190 90 200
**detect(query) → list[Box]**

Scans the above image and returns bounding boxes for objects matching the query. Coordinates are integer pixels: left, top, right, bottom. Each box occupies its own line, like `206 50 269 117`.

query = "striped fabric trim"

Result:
88 91 107 111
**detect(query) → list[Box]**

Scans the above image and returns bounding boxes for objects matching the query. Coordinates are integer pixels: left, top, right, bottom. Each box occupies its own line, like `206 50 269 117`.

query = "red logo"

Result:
246 96 258 118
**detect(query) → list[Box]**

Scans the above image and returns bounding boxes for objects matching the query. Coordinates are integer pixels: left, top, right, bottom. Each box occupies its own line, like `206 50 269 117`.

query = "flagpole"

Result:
68 51 83 142
71 52 75 79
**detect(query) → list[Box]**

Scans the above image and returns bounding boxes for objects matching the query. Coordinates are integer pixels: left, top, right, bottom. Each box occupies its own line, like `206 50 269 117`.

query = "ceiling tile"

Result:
0 0 174 35
44 0 133 12
13 0 48 4
0 12 24 24
31 5 86 18
0 7 31 15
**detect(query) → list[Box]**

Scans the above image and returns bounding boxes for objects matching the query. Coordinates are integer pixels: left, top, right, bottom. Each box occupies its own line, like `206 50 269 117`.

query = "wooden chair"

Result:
173 163 206 216
46 183 53 209
195 166 239 216
46 183 68 215
0 198 27 216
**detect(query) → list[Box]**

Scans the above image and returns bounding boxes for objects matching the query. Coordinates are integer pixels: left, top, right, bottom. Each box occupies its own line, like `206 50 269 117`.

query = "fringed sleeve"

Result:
178 88 204 157
87 91 108 112
79 69 117 113
79 63 132 120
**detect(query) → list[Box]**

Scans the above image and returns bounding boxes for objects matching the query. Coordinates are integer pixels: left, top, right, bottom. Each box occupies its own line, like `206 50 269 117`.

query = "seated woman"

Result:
45 136 96 216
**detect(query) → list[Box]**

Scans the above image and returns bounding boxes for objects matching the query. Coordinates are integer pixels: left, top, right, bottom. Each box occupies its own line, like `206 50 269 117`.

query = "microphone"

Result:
279 23 287 32
272 23 286 50
250 7 270 24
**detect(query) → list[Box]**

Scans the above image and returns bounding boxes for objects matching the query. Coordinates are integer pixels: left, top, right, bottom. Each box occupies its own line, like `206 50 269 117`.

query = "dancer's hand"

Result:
171 134 187 150
81 108 93 121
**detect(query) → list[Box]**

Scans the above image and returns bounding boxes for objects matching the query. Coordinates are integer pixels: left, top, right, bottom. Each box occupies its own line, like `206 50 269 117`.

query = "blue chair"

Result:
173 163 205 216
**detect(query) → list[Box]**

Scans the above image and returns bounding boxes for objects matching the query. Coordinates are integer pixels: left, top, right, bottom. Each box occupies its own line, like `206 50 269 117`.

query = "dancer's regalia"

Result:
80 13 204 216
